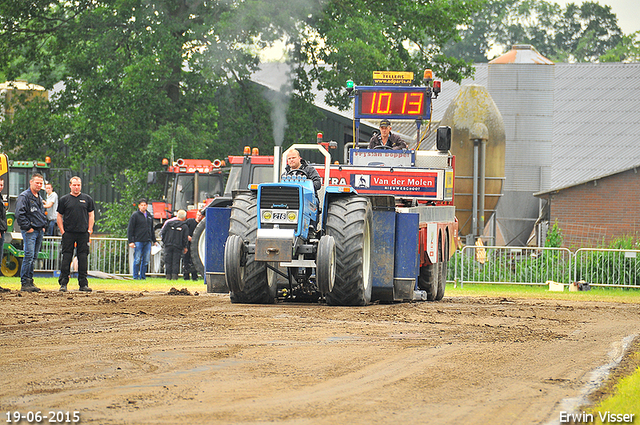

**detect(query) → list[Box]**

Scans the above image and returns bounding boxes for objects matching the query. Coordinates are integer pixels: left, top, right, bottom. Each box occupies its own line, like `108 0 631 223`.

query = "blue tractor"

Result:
223 144 374 305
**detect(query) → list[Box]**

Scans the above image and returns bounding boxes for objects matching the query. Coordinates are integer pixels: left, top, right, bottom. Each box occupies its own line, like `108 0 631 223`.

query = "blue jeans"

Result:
133 241 152 279
46 220 57 236
21 229 43 283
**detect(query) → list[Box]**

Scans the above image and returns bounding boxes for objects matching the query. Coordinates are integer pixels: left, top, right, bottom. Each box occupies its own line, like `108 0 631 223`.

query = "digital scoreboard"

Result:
354 86 430 120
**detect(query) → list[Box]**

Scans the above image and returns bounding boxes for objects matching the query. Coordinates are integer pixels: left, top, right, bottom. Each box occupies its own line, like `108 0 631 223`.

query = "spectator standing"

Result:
127 198 156 280
57 176 95 292
15 173 47 292
43 182 58 236
0 178 8 292
161 209 189 280
182 210 202 281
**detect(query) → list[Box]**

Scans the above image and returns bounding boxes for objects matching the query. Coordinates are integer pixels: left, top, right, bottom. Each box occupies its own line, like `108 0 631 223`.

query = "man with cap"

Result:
368 119 408 150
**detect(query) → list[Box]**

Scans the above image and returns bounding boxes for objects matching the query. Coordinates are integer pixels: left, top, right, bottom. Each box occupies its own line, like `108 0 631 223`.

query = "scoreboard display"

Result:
355 86 430 120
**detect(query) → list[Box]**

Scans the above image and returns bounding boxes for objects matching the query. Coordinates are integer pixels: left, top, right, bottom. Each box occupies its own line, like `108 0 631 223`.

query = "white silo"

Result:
488 44 554 245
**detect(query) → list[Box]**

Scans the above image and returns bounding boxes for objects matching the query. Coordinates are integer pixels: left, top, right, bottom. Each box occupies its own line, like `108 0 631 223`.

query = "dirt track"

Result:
1 290 639 425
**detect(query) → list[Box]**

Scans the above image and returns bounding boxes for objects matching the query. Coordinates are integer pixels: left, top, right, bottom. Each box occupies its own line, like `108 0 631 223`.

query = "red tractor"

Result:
147 158 225 231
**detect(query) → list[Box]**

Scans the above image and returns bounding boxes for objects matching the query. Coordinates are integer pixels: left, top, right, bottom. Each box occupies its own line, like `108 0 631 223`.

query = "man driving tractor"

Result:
284 148 322 193
368 118 408 150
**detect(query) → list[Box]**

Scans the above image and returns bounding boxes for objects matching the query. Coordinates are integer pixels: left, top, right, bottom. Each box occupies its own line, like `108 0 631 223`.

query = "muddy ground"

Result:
1 290 639 425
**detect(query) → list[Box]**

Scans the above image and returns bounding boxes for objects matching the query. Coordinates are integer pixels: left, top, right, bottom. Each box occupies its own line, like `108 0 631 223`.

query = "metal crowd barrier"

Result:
573 248 640 288
451 245 640 288
37 236 162 276
37 236 133 276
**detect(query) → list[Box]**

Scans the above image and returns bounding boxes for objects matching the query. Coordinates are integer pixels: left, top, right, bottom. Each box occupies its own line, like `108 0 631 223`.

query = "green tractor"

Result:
1 153 52 276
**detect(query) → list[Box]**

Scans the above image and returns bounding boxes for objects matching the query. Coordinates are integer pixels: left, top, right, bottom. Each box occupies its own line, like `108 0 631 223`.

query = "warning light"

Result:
252 148 259 156
243 146 251 155
423 69 433 82
162 158 169 166
317 133 323 144
433 81 441 98
346 79 354 95
45 156 51 164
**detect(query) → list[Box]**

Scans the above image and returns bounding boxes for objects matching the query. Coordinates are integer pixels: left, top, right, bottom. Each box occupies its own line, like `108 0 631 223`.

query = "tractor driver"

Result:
368 119 408 150
284 149 322 194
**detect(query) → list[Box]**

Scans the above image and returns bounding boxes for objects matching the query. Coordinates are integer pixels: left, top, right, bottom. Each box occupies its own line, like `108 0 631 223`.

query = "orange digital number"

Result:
406 93 423 114
376 92 392 114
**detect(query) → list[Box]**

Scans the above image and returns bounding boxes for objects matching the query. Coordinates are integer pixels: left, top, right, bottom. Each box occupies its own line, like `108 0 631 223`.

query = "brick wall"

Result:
548 168 640 248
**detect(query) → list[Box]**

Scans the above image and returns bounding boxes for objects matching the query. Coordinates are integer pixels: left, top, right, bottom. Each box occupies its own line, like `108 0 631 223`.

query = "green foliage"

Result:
0 0 483 232
545 220 563 248
442 0 625 63
97 169 147 238
600 31 640 62
298 0 479 110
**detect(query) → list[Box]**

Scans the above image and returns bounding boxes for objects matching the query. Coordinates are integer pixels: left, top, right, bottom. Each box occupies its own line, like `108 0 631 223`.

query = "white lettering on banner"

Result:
329 177 348 185
371 176 434 187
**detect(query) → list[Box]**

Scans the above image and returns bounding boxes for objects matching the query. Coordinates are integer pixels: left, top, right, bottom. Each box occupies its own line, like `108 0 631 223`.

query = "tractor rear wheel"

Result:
191 219 206 277
418 262 439 301
436 238 449 301
324 196 373 306
226 192 277 304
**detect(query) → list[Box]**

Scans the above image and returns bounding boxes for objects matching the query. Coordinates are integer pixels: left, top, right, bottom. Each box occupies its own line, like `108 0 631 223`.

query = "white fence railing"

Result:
451 245 640 289
35 236 164 276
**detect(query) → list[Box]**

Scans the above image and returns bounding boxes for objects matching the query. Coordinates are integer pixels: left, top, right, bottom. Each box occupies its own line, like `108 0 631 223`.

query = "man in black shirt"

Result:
57 176 95 292
160 209 189 280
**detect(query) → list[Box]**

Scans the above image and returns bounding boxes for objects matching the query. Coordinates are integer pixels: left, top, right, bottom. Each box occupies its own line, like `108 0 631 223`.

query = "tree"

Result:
600 31 640 62
1 0 479 231
297 0 480 110
441 0 624 63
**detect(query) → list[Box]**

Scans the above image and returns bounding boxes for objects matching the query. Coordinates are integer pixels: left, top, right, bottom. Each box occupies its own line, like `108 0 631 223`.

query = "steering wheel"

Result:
373 145 392 150
287 168 309 178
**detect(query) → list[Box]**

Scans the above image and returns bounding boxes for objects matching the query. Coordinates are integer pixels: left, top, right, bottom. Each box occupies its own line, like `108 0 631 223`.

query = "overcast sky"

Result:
553 0 639 34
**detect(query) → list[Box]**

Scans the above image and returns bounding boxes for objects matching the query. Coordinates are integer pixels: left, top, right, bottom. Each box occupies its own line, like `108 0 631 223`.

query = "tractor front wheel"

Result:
227 192 277 304
316 235 336 295
224 235 245 293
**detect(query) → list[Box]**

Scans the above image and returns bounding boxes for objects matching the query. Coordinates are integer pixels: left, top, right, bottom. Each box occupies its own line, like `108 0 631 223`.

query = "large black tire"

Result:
224 235 245 293
436 237 449 301
191 219 206 277
324 196 373 306
418 262 439 301
226 192 277 304
316 235 336 295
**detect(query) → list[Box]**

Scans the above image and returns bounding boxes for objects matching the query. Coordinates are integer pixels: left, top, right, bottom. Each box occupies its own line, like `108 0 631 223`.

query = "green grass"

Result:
0 276 207 293
446 283 640 303
589 356 640 424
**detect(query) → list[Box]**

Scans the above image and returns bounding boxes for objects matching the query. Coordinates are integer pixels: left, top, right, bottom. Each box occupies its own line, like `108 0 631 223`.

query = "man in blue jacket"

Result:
15 173 47 292
127 198 156 280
